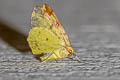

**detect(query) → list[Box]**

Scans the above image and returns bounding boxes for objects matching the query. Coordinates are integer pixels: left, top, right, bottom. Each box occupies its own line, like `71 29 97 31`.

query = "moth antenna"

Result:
72 53 81 63
74 56 81 63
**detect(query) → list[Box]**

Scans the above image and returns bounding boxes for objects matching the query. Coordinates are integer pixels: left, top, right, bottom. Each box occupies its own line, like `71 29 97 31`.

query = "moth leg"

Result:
68 54 81 63
72 55 88 63
40 53 53 63
53 51 61 63
42 52 59 63
72 56 81 63
55 59 58 63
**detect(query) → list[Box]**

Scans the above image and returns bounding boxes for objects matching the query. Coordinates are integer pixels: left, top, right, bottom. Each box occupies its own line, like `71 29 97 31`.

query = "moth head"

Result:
66 47 75 56
66 47 81 62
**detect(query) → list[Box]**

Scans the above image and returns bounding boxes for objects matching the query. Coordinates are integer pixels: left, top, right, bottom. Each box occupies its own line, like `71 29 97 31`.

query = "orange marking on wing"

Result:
65 48 72 56
44 4 53 15
36 5 42 9
44 4 62 27
36 5 42 10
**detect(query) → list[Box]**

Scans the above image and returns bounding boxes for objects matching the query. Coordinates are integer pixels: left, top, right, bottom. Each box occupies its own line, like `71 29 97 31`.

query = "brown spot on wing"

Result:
46 38 48 41
36 5 42 9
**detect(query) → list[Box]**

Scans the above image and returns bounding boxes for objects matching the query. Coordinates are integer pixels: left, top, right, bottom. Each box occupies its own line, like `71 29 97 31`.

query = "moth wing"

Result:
31 5 51 29
31 4 71 47
28 4 71 60
27 27 63 55
43 4 71 46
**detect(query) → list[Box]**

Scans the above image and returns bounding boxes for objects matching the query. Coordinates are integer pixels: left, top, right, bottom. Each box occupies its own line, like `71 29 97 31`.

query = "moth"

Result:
27 4 80 62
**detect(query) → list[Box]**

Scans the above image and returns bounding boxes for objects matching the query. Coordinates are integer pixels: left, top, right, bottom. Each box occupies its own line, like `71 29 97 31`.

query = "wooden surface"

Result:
1 0 120 79
0 24 120 80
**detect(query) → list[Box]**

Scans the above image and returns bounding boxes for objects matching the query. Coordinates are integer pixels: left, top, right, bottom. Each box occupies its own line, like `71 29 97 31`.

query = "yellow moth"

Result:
27 4 80 62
